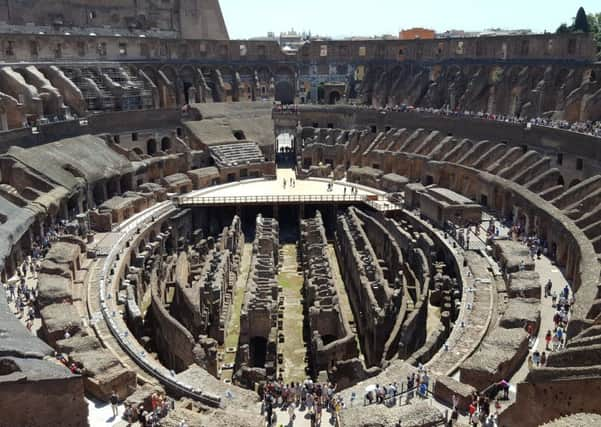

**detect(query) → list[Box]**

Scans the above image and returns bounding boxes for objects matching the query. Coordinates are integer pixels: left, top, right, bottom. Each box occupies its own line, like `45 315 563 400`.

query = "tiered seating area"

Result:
209 142 266 168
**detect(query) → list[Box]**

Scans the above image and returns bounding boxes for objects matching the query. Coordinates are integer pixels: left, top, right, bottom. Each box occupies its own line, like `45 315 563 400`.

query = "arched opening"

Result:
120 174 132 192
161 137 171 152
206 81 221 102
328 91 341 105
557 175 565 187
0 359 21 375
107 178 119 197
233 130 246 141
274 80 295 104
276 132 295 167
165 236 176 254
249 336 268 367
183 81 193 104
93 183 105 205
147 139 157 155
317 84 325 103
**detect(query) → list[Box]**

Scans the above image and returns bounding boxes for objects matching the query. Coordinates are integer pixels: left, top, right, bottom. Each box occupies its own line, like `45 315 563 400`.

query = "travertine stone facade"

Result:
0 0 229 40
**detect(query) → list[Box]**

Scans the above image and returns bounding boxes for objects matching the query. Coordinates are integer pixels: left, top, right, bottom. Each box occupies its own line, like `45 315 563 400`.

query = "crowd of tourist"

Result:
119 391 175 427
501 220 573 372
462 387 508 427
2 221 73 327
273 101 601 139
258 367 442 426
360 365 432 407
260 380 342 426
377 104 601 138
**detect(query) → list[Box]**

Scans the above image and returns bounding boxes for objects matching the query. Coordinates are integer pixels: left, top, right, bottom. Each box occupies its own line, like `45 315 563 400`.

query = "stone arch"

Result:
256 66 273 99
147 139 157 155
219 67 236 101
238 66 253 77
120 173 132 193
256 66 272 80
161 137 171 152
141 66 159 85
238 67 255 100
328 90 341 105
554 68 571 87
93 182 106 206
160 65 181 104
160 65 178 82
179 65 198 104
138 239 147 254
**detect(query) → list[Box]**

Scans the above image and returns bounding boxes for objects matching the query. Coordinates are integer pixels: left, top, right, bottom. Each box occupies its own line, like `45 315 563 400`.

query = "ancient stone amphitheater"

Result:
1 2 601 427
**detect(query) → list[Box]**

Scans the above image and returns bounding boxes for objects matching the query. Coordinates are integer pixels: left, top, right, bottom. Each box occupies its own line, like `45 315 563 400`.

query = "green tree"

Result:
574 7 590 32
556 8 601 59
586 13 601 59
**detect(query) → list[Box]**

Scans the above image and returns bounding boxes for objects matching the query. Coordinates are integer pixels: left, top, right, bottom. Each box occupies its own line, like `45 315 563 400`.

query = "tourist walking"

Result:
110 390 119 417
287 401 296 423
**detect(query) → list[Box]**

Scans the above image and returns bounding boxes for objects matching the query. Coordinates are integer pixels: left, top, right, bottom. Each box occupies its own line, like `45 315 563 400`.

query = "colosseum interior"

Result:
1 1 601 426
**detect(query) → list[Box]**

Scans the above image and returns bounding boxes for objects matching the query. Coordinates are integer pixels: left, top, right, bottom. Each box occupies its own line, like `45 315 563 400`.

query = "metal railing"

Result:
95 201 222 407
360 383 435 407
177 194 369 206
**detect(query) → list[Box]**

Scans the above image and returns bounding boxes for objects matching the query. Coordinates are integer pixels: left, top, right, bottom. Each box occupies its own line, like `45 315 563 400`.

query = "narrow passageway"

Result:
327 244 361 353
277 244 308 384
509 255 569 385
221 242 253 383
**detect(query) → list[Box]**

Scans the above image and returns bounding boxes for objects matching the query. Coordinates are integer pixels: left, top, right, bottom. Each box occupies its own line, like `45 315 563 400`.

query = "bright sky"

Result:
220 0 599 39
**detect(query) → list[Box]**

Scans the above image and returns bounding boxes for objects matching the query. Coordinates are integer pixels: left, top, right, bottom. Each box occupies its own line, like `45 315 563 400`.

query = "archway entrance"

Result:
276 132 295 167
147 139 157 155
183 82 193 104
249 336 268 367
328 91 341 105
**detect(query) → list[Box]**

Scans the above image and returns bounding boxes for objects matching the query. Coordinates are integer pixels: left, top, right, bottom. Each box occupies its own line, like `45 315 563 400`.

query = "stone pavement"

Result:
508 253 569 385
87 398 127 427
